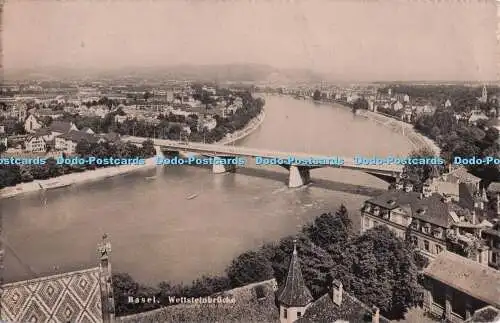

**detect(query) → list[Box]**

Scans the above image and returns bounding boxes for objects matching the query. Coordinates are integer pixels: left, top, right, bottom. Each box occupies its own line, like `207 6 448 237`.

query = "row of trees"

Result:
415 109 499 182
0 140 155 189
113 205 421 319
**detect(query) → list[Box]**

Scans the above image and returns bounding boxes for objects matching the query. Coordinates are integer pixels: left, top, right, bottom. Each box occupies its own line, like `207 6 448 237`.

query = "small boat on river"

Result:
186 193 198 200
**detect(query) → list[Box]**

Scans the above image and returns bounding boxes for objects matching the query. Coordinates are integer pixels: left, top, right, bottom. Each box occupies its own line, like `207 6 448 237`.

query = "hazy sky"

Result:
3 0 498 81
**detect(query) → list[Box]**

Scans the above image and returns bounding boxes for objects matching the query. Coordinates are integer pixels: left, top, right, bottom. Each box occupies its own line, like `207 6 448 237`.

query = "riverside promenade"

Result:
0 109 266 199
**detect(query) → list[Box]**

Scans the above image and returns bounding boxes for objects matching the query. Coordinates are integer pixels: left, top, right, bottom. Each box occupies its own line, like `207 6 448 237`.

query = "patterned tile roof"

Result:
277 243 313 307
115 279 279 323
1 267 104 323
423 252 500 308
296 292 390 323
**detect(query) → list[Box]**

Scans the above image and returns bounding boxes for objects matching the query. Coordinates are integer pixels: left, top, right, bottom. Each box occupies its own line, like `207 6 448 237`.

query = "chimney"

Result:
497 193 500 216
419 193 423 200
471 210 476 225
332 280 343 306
372 306 380 323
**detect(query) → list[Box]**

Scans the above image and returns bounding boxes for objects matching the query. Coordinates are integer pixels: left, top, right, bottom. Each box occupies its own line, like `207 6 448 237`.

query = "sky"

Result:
3 0 498 81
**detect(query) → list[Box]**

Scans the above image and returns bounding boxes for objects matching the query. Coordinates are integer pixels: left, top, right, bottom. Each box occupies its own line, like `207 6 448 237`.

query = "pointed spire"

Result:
278 239 313 307
481 188 488 202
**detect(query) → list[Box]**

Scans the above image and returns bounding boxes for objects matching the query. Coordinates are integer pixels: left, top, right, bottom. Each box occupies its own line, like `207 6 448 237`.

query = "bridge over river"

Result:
123 136 404 188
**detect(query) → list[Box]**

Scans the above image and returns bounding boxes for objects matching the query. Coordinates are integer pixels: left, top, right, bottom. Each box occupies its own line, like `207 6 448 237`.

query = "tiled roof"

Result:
59 130 98 143
465 305 500 322
487 182 500 193
277 245 313 307
1 267 104 323
423 251 500 308
449 167 481 184
33 127 52 136
296 293 390 323
367 191 455 227
50 121 75 133
115 279 279 323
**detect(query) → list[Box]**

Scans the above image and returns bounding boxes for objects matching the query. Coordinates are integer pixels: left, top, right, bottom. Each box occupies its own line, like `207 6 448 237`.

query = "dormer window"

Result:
373 206 380 216
432 227 443 238
422 223 431 234
363 203 372 213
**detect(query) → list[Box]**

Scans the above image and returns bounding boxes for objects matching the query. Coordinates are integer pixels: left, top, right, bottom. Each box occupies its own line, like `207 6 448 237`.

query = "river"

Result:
2 95 413 285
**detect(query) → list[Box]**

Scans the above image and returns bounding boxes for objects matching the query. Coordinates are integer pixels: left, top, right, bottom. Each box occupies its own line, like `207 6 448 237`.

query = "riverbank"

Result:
313 97 441 156
356 109 441 156
0 109 266 199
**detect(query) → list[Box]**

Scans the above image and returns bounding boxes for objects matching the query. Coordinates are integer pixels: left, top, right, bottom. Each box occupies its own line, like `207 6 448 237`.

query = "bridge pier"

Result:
212 156 238 174
288 165 311 188
154 145 165 158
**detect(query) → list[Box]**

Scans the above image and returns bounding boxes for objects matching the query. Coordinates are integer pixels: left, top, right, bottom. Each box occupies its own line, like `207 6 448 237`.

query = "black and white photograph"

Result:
0 0 500 322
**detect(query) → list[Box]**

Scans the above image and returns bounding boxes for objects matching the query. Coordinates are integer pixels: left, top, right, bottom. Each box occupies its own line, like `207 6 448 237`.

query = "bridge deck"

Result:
123 136 403 174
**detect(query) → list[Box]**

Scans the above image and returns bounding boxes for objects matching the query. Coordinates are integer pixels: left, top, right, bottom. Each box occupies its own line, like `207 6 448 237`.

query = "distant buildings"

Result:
24 114 43 133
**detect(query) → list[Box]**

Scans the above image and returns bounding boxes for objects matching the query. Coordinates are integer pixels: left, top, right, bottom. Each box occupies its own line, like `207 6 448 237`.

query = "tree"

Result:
225 250 274 288
402 147 442 191
312 90 321 101
0 142 6 155
334 226 422 318
302 205 352 252
141 139 156 157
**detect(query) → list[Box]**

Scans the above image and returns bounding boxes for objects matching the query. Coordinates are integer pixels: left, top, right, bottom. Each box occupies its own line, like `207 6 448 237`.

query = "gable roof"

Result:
1 267 104 323
59 130 98 143
277 245 313 307
366 191 456 227
423 251 500 308
465 305 500 323
115 279 280 323
50 121 76 133
296 292 390 323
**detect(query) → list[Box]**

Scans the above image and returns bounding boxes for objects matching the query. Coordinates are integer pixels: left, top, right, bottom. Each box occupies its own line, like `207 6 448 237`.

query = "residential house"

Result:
35 109 64 119
197 115 217 132
391 101 404 112
55 130 101 154
468 110 489 126
24 135 47 153
360 183 461 259
24 114 43 133
482 220 500 270
445 99 452 108
422 251 500 322
50 121 78 137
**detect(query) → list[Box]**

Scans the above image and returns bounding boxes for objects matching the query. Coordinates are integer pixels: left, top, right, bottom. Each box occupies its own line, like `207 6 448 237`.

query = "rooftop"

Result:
448 166 482 184
367 191 457 227
423 251 500 308
1 267 104 323
296 292 390 323
116 279 279 323
277 243 313 307
50 120 76 134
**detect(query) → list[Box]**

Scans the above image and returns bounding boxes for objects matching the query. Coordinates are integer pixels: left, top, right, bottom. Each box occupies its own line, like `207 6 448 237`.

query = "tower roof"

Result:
278 240 313 307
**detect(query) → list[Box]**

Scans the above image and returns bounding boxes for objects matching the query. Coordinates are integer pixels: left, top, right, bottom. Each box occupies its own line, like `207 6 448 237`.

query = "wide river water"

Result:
2 95 413 285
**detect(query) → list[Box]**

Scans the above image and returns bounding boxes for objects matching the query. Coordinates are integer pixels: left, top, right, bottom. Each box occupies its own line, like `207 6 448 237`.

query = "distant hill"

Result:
3 64 327 84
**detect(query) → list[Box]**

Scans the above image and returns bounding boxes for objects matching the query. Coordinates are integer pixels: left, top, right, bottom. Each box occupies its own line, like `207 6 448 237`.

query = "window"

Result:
424 240 430 252
283 308 287 319
297 312 302 317
492 252 497 264
435 245 443 254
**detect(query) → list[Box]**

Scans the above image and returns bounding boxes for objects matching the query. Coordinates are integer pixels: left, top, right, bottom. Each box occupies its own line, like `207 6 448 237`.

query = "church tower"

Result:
97 234 115 323
278 240 313 323
481 84 488 103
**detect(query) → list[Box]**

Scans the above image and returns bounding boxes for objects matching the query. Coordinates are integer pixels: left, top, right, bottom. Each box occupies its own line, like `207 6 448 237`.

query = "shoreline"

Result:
321 98 441 156
0 109 266 200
